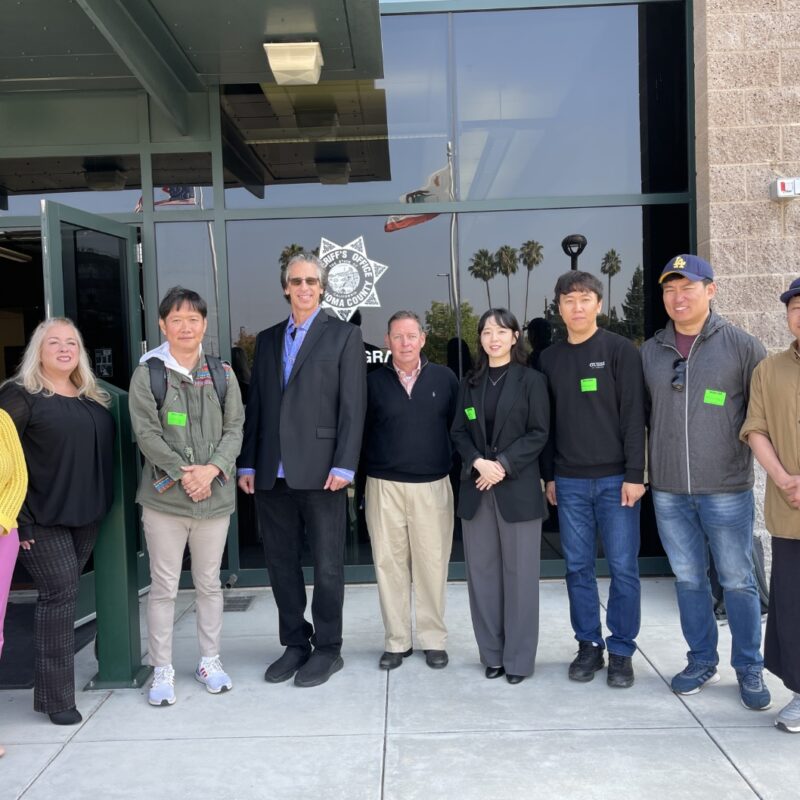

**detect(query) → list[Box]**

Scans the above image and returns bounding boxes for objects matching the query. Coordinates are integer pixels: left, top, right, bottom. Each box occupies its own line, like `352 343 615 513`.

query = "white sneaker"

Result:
775 694 800 733
149 665 176 706
195 655 232 694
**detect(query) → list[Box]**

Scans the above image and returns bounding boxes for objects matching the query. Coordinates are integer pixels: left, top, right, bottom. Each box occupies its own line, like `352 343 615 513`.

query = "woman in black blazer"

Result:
451 309 549 684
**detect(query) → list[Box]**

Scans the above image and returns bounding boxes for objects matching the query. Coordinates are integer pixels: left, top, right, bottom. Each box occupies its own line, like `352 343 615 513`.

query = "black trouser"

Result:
765 536 800 694
255 481 346 655
17 523 98 714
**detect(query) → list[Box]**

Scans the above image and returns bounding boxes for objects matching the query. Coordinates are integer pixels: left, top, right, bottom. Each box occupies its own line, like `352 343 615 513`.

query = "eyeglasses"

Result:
672 358 687 392
287 277 320 287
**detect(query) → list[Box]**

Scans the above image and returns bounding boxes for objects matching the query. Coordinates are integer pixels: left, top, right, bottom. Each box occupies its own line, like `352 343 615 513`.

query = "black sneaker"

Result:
607 654 634 688
568 641 605 682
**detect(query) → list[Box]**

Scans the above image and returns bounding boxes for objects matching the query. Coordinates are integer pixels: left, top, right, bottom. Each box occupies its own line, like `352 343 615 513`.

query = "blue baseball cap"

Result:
780 277 800 305
659 254 714 284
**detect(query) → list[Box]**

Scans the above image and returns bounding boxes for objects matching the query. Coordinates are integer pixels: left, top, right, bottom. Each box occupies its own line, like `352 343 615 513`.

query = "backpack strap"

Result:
146 357 168 410
206 355 228 412
146 355 228 412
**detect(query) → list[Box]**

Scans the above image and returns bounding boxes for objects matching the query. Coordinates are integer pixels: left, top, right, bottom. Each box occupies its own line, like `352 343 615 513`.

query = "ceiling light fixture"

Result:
264 41 324 85
84 169 127 191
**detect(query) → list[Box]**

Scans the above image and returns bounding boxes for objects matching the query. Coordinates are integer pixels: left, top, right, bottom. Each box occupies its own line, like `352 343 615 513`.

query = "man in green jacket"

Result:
129 287 244 707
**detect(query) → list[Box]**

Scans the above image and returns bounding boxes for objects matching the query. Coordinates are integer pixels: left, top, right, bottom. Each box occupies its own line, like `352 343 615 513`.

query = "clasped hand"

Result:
181 464 221 503
474 457 505 491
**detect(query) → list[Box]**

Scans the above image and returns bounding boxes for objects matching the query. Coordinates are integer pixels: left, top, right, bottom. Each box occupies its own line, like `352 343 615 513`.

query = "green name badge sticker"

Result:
703 389 726 407
167 411 188 427
465 406 477 421
580 378 598 393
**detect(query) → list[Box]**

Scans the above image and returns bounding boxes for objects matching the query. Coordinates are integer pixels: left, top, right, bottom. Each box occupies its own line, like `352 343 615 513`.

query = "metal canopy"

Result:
0 0 384 128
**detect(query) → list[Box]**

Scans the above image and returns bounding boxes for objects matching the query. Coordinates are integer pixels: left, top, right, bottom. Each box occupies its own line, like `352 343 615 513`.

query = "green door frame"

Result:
39 200 148 618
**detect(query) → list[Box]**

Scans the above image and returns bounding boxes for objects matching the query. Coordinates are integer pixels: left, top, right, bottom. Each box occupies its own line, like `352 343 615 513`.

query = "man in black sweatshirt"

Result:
362 310 459 671
540 271 646 689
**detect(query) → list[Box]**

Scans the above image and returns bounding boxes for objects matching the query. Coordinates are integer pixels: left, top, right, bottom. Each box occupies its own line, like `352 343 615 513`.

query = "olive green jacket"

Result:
129 357 244 519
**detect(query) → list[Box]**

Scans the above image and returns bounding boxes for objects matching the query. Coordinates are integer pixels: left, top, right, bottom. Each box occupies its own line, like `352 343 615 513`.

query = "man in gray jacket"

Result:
641 254 769 710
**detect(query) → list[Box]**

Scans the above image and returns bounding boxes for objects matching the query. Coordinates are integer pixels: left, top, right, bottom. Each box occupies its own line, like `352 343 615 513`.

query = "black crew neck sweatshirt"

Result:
539 327 646 483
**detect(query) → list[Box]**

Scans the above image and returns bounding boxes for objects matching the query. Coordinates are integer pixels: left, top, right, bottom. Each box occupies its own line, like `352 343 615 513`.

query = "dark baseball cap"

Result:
780 277 800 305
659 254 714 284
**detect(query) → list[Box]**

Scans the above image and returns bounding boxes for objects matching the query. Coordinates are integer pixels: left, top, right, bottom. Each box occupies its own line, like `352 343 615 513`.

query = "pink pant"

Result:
0 528 20 659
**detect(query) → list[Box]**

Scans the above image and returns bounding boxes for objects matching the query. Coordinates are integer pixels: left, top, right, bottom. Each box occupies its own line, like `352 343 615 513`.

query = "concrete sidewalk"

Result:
1 578 797 800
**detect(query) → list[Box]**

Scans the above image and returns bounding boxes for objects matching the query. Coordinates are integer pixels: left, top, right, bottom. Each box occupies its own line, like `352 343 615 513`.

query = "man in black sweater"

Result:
540 271 646 689
362 311 459 670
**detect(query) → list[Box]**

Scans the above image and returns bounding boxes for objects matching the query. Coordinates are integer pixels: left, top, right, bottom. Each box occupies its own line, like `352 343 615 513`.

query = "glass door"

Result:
40 200 146 618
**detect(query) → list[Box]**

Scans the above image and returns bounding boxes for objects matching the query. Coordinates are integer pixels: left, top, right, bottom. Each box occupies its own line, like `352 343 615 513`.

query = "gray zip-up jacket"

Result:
641 312 766 495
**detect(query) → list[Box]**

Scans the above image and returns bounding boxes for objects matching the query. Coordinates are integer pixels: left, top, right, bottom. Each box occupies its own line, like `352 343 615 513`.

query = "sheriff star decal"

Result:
319 236 388 322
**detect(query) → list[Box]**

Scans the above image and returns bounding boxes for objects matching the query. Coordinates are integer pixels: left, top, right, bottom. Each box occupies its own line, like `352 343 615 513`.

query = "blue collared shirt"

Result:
239 307 354 484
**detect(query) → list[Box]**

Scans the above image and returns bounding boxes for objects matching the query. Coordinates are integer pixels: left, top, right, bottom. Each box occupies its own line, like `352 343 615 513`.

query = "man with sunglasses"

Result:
641 254 769 710
238 253 367 687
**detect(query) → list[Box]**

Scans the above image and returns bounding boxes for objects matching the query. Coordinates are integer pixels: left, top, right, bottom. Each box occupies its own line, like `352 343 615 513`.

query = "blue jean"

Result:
651 489 763 672
555 475 641 657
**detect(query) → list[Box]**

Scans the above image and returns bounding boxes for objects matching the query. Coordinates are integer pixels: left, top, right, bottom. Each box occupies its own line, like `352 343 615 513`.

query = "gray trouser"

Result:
462 491 542 677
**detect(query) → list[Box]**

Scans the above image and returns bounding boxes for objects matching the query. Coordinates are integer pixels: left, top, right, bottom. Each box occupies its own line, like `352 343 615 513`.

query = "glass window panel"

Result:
152 152 213 211
223 14 451 209
227 214 456 568
454 2 687 199
459 207 649 338
154 222 220 355
458 205 689 561
0 155 143 215
60 223 134 389
227 214 455 369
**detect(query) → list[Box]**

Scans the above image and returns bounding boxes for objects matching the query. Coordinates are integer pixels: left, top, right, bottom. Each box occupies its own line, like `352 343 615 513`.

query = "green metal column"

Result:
86 384 151 689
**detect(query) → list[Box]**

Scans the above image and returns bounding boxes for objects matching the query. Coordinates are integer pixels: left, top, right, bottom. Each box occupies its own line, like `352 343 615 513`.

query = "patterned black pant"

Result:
765 536 800 694
17 523 98 714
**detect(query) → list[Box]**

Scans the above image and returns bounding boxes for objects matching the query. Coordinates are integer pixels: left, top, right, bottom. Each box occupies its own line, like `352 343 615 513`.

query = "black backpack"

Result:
146 355 228 411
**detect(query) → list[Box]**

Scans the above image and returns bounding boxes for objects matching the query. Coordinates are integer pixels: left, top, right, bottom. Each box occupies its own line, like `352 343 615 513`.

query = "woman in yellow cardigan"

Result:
0 407 28 758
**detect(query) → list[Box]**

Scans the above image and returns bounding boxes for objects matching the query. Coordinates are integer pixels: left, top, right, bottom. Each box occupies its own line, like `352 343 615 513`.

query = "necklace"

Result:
488 370 508 386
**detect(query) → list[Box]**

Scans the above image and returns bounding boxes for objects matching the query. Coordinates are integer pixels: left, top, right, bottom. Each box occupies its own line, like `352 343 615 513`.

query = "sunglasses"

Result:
672 358 687 392
287 277 320 287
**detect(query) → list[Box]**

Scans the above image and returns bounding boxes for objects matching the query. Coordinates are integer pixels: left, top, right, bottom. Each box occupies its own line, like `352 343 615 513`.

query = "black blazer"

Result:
239 310 367 490
451 363 549 522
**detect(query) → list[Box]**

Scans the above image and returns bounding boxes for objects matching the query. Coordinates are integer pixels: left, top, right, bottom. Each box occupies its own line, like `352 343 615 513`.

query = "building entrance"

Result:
3 204 148 618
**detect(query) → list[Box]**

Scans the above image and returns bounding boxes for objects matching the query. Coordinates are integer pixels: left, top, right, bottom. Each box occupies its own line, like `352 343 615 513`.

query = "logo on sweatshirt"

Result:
319 236 389 322
589 361 606 369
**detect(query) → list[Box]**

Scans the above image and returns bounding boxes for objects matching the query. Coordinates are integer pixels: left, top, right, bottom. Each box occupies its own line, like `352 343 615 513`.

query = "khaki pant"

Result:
142 506 229 666
365 477 454 651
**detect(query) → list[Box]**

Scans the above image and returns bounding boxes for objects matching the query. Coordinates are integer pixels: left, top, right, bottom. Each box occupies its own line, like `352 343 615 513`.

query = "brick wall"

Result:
694 0 800 351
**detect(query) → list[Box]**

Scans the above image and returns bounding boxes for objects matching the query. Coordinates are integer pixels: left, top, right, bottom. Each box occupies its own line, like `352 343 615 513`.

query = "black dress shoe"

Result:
485 666 505 679
424 649 449 669
49 707 82 726
506 674 525 685
294 653 344 687
379 648 413 670
264 646 312 683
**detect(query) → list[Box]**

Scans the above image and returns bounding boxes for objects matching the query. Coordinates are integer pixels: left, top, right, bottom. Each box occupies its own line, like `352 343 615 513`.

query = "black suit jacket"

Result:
451 363 549 522
239 310 367 490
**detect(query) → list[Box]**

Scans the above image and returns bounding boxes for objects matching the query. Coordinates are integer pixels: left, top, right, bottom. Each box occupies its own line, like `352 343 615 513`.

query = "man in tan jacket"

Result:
741 276 800 734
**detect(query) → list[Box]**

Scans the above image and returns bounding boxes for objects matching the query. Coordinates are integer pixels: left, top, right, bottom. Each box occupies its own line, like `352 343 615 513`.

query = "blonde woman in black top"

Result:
0 318 114 726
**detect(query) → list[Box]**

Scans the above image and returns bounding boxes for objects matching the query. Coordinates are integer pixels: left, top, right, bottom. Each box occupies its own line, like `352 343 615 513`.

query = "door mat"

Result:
0 602 97 690
222 595 255 612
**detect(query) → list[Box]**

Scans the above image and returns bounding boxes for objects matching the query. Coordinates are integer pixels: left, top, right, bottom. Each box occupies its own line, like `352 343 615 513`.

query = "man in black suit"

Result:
238 253 367 687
